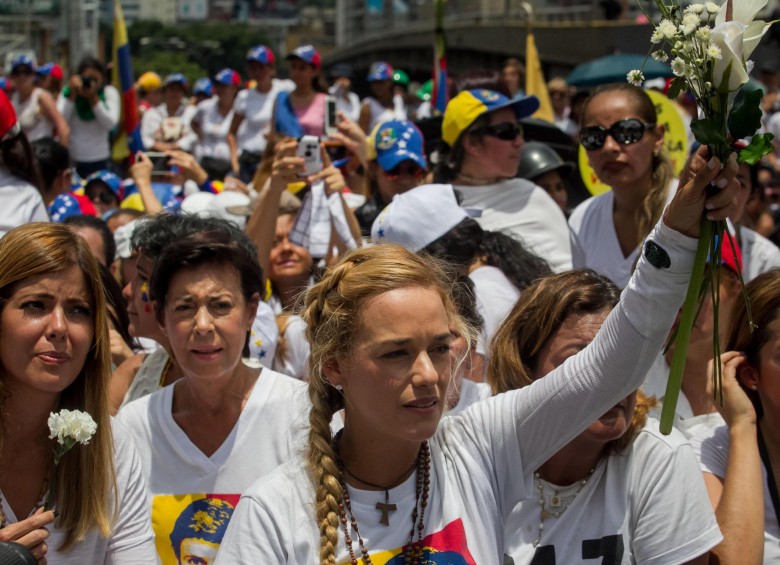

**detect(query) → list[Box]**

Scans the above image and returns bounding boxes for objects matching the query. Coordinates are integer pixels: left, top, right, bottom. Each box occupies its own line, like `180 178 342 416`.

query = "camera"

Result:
324 95 338 138
81 76 96 89
296 135 323 177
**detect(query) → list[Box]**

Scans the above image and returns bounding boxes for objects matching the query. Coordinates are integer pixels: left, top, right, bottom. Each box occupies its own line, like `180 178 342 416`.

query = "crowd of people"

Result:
1 41 780 564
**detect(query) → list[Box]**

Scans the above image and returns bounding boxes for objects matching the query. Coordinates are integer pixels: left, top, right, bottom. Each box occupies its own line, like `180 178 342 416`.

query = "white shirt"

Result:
12 87 54 142
328 85 361 122
447 379 491 417
272 314 310 380
504 419 721 564
234 79 294 154
214 221 702 563
469 265 520 358
0 167 49 237
57 85 120 162
0 420 157 564
141 102 198 152
737 224 780 282
569 183 677 288
362 96 407 132
192 97 234 161
455 179 573 273
692 424 780 561
117 368 309 565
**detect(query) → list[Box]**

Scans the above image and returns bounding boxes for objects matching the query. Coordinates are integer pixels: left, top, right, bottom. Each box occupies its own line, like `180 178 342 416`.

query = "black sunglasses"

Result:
475 122 524 141
580 118 656 151
86 186 117 204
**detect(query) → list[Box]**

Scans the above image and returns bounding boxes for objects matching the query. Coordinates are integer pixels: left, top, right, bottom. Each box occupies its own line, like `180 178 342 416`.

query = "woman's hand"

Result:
663 146 739 238
164 150 209 185
0 508 54 564
309 145 346 195
109 328 134 368
270 139 304 193
331 113 370 169
709 351 757 429
129 151 153 187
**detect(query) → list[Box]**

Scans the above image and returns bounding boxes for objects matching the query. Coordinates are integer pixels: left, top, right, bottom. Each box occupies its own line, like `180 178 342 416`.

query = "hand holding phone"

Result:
324 96 338 138
297 136 323 177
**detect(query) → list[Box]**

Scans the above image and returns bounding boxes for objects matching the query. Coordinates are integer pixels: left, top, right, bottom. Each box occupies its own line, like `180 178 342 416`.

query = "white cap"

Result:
114 218 144 259
181 191 252 229
371 184 468 252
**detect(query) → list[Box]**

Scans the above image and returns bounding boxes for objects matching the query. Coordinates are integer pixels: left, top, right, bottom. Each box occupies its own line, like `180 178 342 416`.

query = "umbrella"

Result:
567 53 672 87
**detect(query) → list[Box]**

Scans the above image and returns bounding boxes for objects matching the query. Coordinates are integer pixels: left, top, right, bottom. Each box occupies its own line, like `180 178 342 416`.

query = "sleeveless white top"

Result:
12 88 53 142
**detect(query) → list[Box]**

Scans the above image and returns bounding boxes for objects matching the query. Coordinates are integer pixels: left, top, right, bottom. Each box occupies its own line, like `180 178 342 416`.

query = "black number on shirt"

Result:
510 535 624 565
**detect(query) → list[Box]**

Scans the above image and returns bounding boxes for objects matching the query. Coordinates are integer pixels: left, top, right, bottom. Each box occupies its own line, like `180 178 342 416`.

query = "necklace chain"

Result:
334 431 431 564
532 468 594 547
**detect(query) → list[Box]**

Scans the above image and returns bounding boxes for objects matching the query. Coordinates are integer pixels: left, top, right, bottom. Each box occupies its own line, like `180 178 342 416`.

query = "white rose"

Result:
48 409 97 446
710 21 749 92
715 0 771 59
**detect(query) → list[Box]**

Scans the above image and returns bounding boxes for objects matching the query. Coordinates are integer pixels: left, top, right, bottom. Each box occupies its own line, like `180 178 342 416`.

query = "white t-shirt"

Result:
57 85 120 162
504 418 721 564
454 179 573 274
692 424 780 561
0 167 49 237
329 85 361 122
117 368 309 565
569 183 677 288
272 314 310 380
469 265 520 358
214 221 702 563
447 379 491 417
362 96 407 132
234 79 294 154
0 420 157 564
247 299 279 369
12 88 54 142
192 97 234 161
140 102 198 152
738 224 780 282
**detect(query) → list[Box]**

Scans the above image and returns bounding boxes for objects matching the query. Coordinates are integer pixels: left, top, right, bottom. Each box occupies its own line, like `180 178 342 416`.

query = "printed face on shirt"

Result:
268 213 313 286
159 263 258 383
324 285 455 444
581 91 664 192
0 266 94 399
534 309 638 444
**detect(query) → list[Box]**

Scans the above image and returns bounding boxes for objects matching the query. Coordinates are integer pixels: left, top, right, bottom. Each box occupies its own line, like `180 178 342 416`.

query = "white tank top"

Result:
363 96 407 131
12 88 53 142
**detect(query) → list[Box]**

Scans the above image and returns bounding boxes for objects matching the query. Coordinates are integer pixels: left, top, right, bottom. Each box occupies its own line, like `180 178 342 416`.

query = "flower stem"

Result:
660 216 713 435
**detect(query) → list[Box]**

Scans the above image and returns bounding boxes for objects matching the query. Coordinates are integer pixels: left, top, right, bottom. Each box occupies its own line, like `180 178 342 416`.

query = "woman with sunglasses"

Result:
434 89 573 273
569 83 674 288
9 55 69 146
351 118 429 236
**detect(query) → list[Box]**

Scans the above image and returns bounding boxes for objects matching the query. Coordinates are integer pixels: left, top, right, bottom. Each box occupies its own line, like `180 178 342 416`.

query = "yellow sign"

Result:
579 88 689 195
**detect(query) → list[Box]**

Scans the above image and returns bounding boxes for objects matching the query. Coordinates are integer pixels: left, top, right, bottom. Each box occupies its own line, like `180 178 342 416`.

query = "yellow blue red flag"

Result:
112 0 143 162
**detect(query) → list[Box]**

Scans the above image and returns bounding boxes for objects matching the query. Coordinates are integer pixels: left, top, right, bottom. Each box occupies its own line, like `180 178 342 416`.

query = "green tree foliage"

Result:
126 20 271 82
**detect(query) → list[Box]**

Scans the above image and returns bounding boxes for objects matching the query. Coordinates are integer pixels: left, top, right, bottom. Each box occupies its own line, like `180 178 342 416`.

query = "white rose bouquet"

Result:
44 409 98 510
629 0 775 434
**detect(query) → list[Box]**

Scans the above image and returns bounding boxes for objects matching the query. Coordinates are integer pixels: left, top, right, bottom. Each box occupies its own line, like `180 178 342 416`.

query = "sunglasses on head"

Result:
580 118 656 151
382 162 425 181
475 121 524 141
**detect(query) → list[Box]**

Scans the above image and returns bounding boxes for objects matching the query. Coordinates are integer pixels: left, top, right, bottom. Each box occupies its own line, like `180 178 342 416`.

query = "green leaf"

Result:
738 133 776 165
729 88 765 140
666 77 686 100
691 118 728 147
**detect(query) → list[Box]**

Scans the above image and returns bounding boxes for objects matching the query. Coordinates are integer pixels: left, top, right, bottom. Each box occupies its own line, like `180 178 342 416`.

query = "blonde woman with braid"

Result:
215 143 738 564
569 83 676 288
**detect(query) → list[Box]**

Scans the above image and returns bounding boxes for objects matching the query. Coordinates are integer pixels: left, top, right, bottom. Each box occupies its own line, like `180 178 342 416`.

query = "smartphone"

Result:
324 95 338 138
297 136 323 177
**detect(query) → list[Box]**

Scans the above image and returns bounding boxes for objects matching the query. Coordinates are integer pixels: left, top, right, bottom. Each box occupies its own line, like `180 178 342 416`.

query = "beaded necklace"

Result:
532 468 594 547
334 431 431 565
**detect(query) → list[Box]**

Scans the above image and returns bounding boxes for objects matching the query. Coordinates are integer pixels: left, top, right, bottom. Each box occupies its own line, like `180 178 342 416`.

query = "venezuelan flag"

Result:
111 0 143 162
432 0 448 115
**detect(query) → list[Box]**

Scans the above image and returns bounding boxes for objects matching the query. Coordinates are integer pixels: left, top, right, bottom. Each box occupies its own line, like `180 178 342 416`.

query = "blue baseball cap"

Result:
367 62 394 82
214 68 241 86
85 170 123 199
369 119 427 172
286 45 321 69
10 55 36 73
193 78 213 96
48 193 96 223
246 45 275 65
442 89 539 146
163 73 188 89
